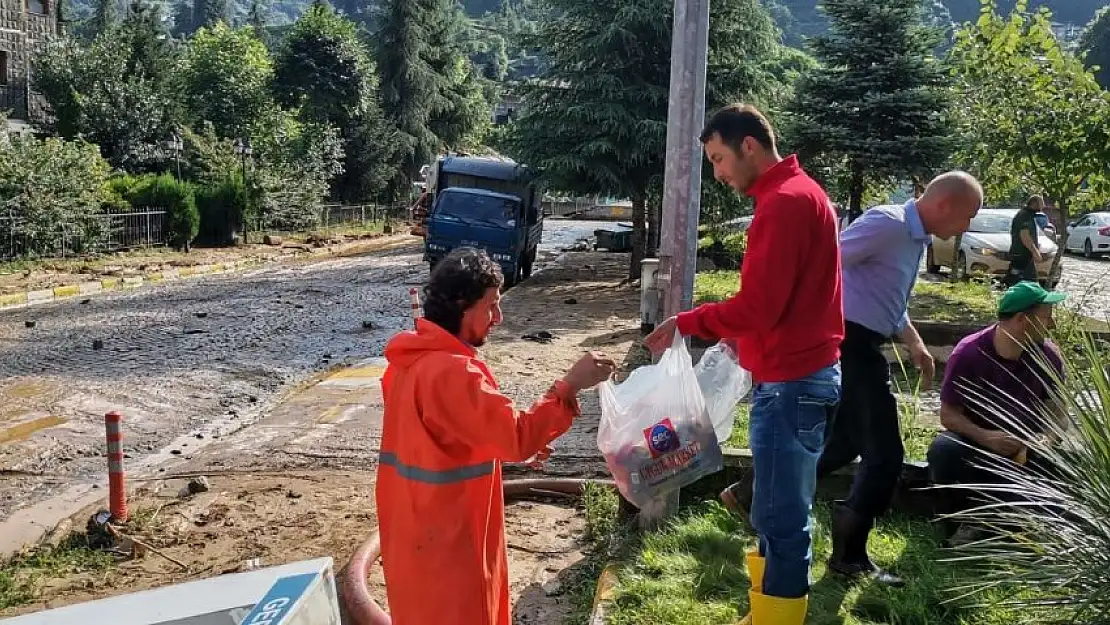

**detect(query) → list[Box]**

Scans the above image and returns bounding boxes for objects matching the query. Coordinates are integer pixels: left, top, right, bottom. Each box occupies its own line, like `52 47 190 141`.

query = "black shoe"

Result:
829 503 905 587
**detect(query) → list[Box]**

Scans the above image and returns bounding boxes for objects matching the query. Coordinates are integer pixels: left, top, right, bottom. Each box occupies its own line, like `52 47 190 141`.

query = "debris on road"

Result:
182 477 210 496
522 331 555 344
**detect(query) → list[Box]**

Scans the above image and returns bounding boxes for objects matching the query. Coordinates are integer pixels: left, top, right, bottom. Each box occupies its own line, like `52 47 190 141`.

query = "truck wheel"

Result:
504 268 519 289
521 251 535 280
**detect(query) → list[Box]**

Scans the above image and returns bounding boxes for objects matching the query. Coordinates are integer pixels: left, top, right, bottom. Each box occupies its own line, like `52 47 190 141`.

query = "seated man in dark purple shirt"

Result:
928 281 1067 544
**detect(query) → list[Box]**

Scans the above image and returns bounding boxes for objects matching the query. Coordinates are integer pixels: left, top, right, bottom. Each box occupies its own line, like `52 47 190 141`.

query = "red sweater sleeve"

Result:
676 196 802 340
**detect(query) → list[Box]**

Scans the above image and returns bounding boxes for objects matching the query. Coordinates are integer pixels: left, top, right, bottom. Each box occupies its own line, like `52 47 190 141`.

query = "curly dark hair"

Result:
424 248 504 335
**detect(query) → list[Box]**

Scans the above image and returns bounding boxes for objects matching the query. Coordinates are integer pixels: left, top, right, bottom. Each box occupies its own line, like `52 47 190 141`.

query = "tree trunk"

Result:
848 164 865 223
630 193 647 282
912 176 926 197
1048 197 1068 289
950 233 963 282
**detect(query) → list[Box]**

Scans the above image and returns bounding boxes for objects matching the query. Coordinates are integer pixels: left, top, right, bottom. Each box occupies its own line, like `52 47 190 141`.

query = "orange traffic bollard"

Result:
105 411 128 523
409 288 423 329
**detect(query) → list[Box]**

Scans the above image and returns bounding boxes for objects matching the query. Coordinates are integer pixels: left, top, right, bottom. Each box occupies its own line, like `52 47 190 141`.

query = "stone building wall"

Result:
0 0 58 125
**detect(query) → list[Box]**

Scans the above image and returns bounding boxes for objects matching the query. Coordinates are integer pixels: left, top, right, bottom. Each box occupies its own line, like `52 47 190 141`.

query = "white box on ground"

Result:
0 557 340 625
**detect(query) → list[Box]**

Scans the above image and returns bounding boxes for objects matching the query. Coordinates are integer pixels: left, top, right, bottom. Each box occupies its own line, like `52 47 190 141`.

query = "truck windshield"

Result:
436 192 519 226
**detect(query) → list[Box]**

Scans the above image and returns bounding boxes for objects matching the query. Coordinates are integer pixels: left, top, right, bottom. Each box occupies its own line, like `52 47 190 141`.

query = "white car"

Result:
927 208 1057 281
1064 211 1110 258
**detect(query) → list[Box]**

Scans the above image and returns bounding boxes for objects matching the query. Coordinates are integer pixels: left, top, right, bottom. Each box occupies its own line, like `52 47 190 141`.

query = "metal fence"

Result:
0 208 167 261
248 202 410 242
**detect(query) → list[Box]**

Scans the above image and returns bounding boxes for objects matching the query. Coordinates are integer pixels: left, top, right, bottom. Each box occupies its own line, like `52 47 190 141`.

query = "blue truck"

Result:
422 156 543 287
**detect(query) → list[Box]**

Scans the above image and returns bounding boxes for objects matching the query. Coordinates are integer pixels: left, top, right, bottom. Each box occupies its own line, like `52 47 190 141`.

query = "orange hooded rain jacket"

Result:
375 319 580 625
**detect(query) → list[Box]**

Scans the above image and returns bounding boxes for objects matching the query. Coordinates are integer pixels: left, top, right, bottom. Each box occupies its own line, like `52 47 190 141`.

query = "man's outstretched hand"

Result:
643 316 678 356
563 351 617 392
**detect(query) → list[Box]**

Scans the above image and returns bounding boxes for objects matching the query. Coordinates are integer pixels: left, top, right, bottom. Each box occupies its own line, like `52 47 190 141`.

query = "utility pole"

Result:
640 0 710 530
658 0 710 321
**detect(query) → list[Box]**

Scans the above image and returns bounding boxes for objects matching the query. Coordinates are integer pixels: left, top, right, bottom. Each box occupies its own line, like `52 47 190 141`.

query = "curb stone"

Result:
0 236 409 313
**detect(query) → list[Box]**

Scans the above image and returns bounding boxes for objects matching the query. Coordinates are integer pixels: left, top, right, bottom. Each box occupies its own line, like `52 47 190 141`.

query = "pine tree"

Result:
89 0 119 37
789 0 954 217
376 0 484 195
1080 6 1110 89
507 0 785 280
201 0 229 28
247 0 269 34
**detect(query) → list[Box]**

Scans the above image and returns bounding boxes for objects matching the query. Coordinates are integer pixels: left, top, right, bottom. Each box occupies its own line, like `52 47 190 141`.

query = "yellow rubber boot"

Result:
738 550 765 625
749 589 808 625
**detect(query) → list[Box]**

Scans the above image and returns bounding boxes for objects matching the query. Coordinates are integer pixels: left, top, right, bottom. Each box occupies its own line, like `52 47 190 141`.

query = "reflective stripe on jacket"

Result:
375 319 578 625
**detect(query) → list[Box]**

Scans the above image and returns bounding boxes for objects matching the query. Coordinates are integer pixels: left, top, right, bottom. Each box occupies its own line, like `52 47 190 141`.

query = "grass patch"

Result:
725 403 751 449
909 280 997 325
606 503 1031 625
563 482 633 625
722 361 940 462
0 534 114 610
693 271 739 304
693 271 999 327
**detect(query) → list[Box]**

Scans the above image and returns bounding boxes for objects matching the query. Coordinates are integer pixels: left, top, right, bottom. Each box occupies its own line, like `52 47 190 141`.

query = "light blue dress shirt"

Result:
841 200 930 337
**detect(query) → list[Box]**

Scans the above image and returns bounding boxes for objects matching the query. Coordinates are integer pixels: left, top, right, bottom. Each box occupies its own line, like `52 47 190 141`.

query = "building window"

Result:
27 0 46 14
0 52 8 86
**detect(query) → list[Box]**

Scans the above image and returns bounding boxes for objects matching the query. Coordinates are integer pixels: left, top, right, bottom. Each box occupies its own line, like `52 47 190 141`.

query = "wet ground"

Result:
1054 253 1110 322
0 220 618 524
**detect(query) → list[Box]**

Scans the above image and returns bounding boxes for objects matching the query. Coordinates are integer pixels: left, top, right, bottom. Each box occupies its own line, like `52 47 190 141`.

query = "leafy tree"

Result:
180 23 275 138
1080 6 1110 89
0 135 113 257
376 0 490 194
507 0 787 280
35 3 182 170
789 0 954 218
273 2 397 201
949 0 1110 278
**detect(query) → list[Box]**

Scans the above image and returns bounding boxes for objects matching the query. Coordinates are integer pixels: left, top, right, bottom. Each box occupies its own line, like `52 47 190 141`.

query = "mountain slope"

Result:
770 0 1107 47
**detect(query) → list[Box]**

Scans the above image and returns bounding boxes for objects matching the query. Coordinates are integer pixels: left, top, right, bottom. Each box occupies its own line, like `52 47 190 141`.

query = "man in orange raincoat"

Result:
376 247 615 625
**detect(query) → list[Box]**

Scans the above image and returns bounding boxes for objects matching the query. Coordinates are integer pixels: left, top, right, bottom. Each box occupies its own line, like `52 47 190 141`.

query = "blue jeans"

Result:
749 363 841 598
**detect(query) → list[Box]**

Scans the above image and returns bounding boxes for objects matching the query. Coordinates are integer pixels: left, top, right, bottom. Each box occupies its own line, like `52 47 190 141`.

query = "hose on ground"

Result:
337 478 616 625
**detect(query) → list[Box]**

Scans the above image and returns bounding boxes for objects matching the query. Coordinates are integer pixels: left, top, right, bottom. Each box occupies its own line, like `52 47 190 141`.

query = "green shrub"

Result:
0 135 111 257
945 333 1110 621
129 174 199 251
697 231 747 269
195 176 247 246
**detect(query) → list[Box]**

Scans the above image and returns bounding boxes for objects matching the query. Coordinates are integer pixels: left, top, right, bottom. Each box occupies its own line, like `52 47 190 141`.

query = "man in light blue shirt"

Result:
819 172 982 585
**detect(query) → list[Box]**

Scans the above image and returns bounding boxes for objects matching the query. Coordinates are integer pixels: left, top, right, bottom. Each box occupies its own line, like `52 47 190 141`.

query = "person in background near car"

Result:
927 281 1067 546
720 172 983 588
645 103 843 625
1007 195 1044 285
376 247 615 625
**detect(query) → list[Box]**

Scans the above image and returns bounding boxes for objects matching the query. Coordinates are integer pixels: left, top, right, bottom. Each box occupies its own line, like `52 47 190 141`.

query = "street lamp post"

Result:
165 133 183 181
234 138 253 245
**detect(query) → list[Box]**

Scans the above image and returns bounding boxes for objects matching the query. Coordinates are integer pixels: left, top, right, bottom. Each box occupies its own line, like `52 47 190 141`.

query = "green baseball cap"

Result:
998 281 1067 315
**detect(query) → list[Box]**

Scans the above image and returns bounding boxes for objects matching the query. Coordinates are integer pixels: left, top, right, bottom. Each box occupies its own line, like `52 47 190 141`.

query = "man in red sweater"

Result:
646 104 843 624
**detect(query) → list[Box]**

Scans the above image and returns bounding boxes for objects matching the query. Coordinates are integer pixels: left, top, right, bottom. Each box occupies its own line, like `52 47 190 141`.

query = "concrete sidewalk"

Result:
177 359 388 475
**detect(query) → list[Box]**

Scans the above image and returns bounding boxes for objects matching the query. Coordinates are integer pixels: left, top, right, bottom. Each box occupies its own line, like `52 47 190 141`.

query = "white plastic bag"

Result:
597 331 723 508
694 341 752 443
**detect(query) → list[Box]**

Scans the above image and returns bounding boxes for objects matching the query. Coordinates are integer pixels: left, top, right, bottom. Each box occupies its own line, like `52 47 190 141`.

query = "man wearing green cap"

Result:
928 281 1067 544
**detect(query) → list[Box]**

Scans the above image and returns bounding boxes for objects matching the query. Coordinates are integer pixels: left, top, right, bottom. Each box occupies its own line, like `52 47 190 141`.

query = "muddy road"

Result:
0 220 615 524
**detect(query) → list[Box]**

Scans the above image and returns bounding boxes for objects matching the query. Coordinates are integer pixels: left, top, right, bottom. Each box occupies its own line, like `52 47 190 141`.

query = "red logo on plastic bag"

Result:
644 418 681 458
